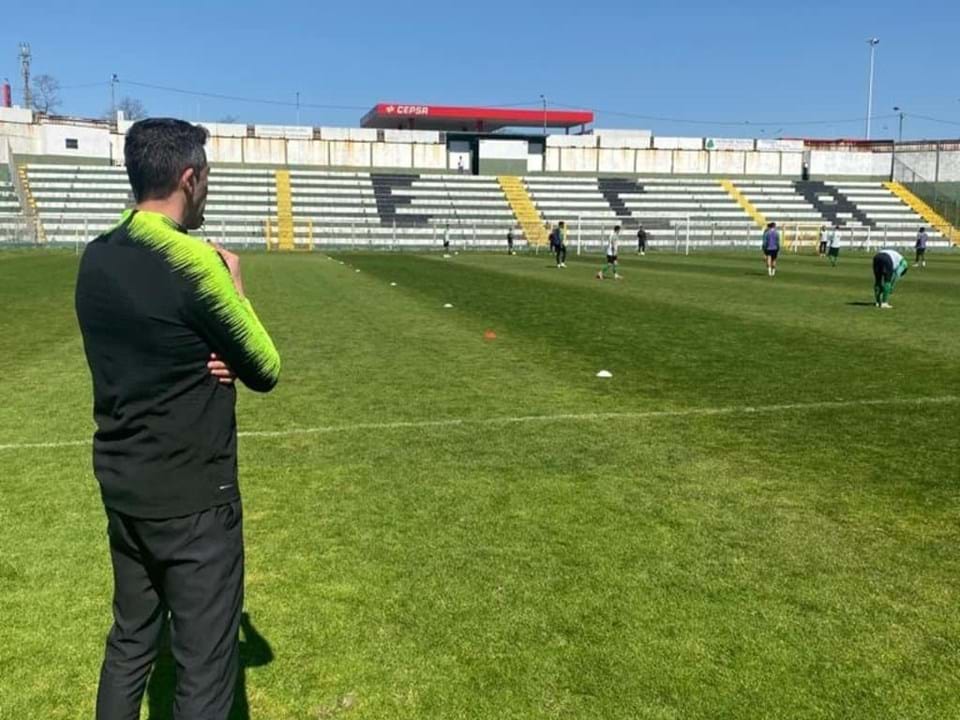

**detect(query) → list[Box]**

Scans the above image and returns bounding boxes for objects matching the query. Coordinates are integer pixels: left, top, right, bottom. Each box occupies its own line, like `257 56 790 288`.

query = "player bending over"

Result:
872 248 909 308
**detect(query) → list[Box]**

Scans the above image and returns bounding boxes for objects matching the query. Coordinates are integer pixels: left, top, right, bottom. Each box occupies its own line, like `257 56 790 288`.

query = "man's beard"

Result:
184 193 206 231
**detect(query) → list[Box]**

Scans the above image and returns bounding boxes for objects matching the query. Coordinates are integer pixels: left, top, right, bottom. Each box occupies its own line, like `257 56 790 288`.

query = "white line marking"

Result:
0 438 91 451
0 395 955 452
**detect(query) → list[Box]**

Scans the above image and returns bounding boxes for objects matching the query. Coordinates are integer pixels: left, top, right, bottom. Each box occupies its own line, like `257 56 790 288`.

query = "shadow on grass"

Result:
146 612 273 720
846 301 879 307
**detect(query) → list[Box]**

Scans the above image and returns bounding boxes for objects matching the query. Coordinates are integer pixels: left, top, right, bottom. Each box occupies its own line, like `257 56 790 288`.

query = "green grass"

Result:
1 247 958 719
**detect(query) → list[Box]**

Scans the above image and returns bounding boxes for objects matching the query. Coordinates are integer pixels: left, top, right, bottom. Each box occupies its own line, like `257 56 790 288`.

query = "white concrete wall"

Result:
597 129 651 149
595 128 652 138
0 107 33 124
110 134 124 165
0 120 39 165
709 151 746 174
318 127 376 142
781 152 803 176
673 150 709 174
319 127 350 141
598 148 635 173
897 151 938 179
810 150 892 177
287 139 329 166
938 151 960 181
254 125 313 140
243 137 286 165
479 139 528 160
348 128 378 142
654 136 703 150
372 142 412 168
200 122 246 138
745 152 782 175
756 139 804 152
41 124 111 158
384 129 440 144
547 135 596 148
635 150 673 174
329 140 372 167
412 143 446 169
560 147 598 172
894 149 960 181
8 115 958 181
545 147 561 172
207 136 244 164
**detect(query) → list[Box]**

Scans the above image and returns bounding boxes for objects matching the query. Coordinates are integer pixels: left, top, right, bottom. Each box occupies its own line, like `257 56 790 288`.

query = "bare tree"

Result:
31 74 61 114
116 96 147 120
218 114 241 124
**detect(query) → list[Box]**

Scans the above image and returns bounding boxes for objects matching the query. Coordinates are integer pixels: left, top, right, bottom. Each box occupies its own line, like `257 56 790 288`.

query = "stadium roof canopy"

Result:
361 103 594 132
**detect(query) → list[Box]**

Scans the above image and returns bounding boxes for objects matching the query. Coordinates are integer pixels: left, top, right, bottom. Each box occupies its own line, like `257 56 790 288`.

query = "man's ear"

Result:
179 166 196 191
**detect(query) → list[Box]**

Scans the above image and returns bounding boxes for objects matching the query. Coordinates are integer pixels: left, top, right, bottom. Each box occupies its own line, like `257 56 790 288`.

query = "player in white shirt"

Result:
596 225 623 280
827 225 842 266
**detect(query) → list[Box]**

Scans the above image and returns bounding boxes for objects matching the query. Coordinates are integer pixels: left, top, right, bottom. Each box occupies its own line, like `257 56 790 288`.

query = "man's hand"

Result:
213 245 245 298
207 352 237 385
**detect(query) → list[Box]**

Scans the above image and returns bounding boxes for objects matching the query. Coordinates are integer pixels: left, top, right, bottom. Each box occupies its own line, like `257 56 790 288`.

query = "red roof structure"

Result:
361 103 593 132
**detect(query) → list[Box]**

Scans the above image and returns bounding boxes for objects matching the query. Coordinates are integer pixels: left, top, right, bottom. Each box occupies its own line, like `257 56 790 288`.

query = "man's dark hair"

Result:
124 118 209 202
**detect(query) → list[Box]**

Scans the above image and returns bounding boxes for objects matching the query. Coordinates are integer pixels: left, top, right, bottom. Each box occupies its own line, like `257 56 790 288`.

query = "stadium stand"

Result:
828 181 949 243
25 164 276 245
623 177 756 243
359 172 517 248
0 176 26 242
0 177 19 214
523 176 618 236
792 181 875 229
16 161 952 249
22 164 521 248
736 179 824 226
23 165 126 244
526 176 762 248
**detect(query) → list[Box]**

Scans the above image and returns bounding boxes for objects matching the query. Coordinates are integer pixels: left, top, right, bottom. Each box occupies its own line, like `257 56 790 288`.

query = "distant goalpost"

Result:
782 223 823 253
264 217 315 252
569 217 847 255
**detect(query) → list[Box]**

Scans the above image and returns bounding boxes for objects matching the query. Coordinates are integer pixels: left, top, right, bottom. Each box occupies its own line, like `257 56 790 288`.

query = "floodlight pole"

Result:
893 107 904 142
890 105 904 180
111 73 118 121
865 38 879 139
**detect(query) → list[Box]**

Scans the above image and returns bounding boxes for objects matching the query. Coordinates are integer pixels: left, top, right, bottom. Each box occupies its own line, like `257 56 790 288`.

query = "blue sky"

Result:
2 0 958 140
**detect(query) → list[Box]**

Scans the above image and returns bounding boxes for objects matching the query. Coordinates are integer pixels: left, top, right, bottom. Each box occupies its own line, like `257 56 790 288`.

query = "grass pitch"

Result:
1 247 958 719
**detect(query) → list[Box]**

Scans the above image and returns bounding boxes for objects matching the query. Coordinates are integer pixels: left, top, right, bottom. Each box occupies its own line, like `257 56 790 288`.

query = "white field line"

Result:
0 395 956 452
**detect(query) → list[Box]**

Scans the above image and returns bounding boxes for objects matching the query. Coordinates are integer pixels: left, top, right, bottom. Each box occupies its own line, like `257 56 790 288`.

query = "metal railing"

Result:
10 212 955 255
893 157 960 229
0 213 44 245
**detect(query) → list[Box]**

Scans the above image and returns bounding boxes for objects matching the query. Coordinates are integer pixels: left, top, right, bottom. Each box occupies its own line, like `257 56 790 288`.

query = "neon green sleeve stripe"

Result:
126 211 280 389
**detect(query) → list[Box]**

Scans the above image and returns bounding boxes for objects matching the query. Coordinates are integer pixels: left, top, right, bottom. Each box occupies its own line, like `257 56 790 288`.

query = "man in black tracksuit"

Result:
75 118 281 719
637 224 648 255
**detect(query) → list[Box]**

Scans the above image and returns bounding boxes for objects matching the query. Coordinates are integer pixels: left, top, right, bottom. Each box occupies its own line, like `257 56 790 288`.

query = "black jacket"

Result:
75 210 280 518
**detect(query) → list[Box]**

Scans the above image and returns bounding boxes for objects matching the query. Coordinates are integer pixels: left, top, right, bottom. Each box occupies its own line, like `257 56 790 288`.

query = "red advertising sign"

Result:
362 103 593 131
